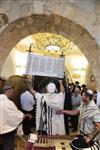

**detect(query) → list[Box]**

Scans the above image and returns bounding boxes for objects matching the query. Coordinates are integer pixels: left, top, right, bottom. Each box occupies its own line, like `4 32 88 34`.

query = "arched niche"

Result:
0 14 100 89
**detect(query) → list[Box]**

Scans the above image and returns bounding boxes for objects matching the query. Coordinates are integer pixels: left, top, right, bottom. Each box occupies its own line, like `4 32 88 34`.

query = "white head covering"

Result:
87 90 93 95
47 83 56 93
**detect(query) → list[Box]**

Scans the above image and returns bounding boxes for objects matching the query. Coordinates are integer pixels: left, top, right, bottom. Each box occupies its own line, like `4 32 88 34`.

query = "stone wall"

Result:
0 0 100 44
0 0 100 90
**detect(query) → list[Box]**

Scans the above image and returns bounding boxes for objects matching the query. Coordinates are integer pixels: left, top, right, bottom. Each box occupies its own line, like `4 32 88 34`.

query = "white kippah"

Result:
47 83 56 93
87 90 93 95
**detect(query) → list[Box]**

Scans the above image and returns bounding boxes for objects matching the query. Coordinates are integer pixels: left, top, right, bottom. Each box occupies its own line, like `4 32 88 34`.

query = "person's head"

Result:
82 90 93 103
74 87 80 95
46 83 56 93
82 84 86 89
93 91 97 104
75 81 80 85
23 75 32 91
70 83 75 89
2 85 15 99
0 76 6 81
0 76 6 91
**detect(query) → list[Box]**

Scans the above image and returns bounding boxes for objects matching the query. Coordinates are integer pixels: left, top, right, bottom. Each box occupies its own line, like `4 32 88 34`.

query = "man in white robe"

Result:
30 80 65 135
0 85 24 150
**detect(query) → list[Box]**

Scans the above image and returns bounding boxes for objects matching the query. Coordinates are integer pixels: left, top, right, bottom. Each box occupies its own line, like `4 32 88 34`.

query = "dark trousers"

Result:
22 109 35 135
70 114 79 130
0 130 16 150
64 92 72 135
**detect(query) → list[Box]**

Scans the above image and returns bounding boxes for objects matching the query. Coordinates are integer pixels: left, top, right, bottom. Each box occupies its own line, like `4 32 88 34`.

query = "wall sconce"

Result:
90 75 95 82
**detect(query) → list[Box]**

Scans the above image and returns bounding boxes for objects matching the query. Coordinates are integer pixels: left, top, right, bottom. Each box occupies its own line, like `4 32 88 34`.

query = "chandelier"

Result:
32 33 74 54
16 33 75 57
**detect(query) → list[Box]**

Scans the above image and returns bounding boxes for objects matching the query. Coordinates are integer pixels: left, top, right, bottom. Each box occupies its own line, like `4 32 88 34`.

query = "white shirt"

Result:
71 94 81 110
20 90 35 111
0 94 24 134
97 91 100 107
35 92 65 135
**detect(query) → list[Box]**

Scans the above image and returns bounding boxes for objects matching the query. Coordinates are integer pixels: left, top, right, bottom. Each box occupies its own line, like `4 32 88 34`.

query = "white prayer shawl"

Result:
35 92 65 135
79 100 100 143
0 94 24 134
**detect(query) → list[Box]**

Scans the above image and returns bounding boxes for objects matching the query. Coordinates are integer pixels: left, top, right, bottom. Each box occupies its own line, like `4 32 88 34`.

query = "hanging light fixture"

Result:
16 33 75 57
45 45 60 51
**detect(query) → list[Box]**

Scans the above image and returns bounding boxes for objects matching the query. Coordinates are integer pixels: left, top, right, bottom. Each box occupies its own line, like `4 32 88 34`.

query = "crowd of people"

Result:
0 75 100 150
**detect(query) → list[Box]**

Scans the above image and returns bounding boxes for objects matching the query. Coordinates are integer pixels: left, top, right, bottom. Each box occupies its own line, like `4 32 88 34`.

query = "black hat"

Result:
75 81 80 84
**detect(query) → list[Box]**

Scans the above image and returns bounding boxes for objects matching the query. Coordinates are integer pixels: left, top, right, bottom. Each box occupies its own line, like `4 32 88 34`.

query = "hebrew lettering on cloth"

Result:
26 54 64 78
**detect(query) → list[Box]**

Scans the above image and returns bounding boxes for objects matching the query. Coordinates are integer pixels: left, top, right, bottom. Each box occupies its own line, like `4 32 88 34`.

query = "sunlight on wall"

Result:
65 55 88 84
72 56 88 69
15 50 28 75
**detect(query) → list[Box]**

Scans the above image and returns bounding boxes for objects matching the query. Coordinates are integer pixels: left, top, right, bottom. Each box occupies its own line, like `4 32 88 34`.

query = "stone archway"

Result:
0 14 100 89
